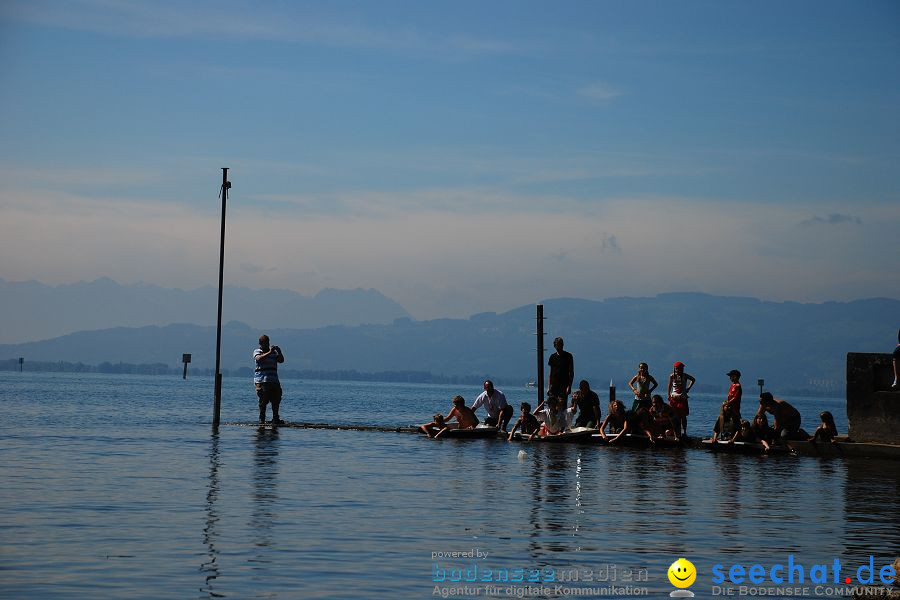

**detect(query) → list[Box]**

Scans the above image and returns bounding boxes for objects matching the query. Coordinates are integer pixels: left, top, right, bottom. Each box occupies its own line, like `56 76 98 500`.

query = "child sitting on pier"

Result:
728 420 758 444
434 395 479 439
809 411 838 443
536 395 573 437
599 400 627 437
419 413 448 438
649 394 681 442
751 412 776 451
508 402 541 441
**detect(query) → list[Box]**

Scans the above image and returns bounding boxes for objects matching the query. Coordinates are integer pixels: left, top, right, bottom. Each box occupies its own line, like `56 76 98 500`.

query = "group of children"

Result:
419 393 577 441
419 361 840 449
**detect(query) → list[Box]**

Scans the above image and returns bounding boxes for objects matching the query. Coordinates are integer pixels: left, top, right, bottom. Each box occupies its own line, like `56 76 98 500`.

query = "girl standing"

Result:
668 361 695 437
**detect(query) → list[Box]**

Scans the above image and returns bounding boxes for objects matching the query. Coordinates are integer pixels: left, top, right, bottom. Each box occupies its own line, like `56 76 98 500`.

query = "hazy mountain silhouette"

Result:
0 277 410 343
2 293 896 393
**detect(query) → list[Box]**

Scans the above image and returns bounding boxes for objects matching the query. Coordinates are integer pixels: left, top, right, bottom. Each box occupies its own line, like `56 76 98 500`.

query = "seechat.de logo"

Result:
668 558 697 597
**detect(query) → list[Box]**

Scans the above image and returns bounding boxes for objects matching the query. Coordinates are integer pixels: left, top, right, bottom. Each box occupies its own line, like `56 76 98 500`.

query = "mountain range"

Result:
0 277 410 344
1 289 896 393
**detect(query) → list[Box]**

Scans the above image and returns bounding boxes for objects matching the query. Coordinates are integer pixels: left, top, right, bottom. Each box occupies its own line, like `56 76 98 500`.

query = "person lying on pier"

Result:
649 394 681 442
667 362 695 438
809 411 838 443
757 392 803 446
599 400 628 441
434 395 479 439
508 402 541 441
711 370 743 443
420 413 449 438
571 380 601 429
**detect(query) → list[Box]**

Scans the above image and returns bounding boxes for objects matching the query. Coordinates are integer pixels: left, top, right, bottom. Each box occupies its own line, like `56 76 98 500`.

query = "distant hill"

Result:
1 293 896 393
0 278 410 343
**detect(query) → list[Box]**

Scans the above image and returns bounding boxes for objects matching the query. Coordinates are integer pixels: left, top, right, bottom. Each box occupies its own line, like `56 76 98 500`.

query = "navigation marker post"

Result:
536 304 545 409
213 168 230 427
183 353 192 380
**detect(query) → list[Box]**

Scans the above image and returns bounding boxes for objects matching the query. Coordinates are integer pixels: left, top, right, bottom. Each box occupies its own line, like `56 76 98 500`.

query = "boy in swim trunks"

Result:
436 395 479 439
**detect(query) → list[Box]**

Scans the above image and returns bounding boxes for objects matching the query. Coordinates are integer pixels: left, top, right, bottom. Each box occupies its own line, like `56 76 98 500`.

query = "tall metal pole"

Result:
213 168 230 427
536 304 545 408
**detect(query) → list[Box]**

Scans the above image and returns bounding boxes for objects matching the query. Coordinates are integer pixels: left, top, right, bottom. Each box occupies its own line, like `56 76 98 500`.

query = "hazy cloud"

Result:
7 0 522 57
800 213 863 226
5 187 896 319
240 263 275 274
599 234 621 254
578 82 628 103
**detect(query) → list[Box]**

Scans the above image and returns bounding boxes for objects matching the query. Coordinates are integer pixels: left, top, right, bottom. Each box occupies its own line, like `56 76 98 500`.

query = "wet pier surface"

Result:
222 422 900 459
224 421 420 434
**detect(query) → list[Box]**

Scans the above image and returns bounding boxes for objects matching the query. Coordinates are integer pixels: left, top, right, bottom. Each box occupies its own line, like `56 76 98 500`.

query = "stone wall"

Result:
846 352 900 444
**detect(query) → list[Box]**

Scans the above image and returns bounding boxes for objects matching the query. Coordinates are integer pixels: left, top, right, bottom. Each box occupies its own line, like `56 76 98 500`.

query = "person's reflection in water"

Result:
711 453 743 554
250 426 281 555
663 451 689 538
200 431 222 599
527 445 574 559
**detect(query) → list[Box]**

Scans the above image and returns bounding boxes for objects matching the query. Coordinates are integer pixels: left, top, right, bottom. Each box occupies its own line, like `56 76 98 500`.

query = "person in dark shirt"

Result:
757 392 802 444
548 337 574 402
508 402 541 441
572 380 601 428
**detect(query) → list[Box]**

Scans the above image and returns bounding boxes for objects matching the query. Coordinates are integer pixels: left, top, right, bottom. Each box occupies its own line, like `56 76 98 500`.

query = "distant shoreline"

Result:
0 358 842 397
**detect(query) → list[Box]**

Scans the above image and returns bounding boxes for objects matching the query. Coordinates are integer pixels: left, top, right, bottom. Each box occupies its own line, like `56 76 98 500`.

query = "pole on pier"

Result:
536 304 545 408
213 168 230 427
182 353 192 380
18 357 24 372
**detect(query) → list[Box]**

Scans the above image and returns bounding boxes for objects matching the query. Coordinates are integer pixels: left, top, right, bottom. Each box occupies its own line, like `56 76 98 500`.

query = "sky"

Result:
0 0 898 320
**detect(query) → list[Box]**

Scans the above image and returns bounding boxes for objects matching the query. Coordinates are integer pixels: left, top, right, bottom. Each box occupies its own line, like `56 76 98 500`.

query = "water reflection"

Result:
527 445 575 558
711 453 743 554
250 427 281 554
200 431 223 598
842 457 900 561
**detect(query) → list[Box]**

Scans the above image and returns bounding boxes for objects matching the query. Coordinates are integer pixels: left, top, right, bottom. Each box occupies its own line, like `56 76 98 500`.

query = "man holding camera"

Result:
253 334 285 424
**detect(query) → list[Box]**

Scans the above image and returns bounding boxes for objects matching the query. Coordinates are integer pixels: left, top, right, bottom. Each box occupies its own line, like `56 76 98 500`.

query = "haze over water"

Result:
2 372 897 598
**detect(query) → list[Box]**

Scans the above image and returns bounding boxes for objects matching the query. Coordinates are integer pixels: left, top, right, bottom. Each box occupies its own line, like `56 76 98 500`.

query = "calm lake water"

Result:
1 372 898 599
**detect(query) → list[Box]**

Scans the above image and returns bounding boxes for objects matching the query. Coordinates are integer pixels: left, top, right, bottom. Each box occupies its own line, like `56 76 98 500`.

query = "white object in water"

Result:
517 450 527 460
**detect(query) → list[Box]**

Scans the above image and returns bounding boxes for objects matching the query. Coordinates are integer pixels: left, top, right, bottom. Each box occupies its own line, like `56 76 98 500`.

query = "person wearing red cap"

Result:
667 361 695 437
710 370 742 443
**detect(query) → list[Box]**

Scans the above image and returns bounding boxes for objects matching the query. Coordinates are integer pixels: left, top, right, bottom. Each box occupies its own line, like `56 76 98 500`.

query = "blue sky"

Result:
1 0 898 318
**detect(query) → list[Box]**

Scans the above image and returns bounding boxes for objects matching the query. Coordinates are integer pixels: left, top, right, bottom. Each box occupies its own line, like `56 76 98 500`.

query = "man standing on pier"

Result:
548 337 575 403
254 334 285 425
471 380 513 431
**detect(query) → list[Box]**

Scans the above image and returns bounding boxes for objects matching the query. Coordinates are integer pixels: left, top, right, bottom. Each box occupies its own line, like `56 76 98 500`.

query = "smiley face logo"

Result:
668 558 696 588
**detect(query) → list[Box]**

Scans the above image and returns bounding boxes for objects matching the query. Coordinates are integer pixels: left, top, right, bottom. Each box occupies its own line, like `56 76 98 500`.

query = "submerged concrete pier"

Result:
847 352 900 445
